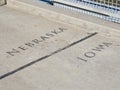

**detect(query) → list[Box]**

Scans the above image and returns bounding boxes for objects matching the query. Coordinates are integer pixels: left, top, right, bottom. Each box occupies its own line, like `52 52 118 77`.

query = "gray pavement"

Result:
0 1 120 90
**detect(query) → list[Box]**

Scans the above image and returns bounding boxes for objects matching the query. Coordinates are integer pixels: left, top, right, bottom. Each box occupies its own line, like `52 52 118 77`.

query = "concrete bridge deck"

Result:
0 0 120 90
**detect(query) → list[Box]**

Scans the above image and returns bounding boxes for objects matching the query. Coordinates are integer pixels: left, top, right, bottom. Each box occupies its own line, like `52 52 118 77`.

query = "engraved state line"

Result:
0 32 97 80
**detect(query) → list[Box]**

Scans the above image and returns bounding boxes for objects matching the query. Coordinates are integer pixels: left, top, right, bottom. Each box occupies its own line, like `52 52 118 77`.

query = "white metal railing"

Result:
90 0 120 7
51 0 120 23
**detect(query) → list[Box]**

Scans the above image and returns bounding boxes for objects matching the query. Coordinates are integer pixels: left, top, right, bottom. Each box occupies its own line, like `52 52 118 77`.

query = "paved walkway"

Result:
0 1 120 90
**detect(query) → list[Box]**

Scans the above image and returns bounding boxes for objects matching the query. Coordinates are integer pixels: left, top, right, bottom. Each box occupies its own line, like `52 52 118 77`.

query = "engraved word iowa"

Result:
77 42 112 62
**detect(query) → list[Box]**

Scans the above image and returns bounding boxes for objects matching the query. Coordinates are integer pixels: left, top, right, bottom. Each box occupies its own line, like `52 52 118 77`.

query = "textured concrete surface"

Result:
0 1 120 90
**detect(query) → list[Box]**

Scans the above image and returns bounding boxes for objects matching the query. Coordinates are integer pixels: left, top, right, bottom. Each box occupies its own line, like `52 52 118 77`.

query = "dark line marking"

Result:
0 32 97 80
52 1 109 17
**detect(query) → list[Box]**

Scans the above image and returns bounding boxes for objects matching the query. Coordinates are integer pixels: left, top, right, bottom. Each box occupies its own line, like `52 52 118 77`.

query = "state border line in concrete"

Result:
0 32 97 80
